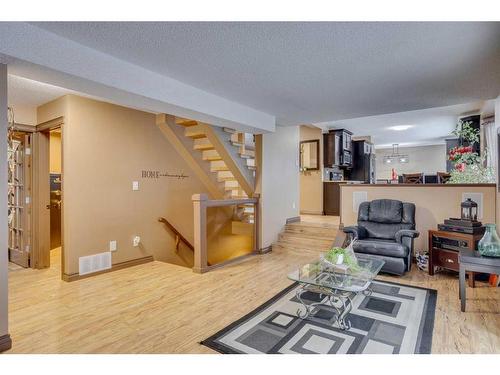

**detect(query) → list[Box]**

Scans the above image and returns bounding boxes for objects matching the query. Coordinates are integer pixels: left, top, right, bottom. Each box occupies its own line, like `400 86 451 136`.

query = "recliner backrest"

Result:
358 199 415 240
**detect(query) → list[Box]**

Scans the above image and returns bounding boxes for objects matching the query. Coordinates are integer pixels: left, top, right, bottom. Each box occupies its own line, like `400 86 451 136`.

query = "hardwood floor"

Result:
6 223 500 354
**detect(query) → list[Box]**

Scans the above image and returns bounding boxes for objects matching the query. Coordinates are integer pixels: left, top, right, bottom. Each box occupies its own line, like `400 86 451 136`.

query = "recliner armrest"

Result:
395 229 419 243
343 225 367 240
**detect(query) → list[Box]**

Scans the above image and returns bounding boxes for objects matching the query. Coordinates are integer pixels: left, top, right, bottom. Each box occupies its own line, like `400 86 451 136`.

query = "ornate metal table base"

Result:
295 283 372 330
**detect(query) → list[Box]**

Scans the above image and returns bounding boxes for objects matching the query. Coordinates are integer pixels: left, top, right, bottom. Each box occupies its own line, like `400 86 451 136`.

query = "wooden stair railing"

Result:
158 217 194 252
159 217 212 266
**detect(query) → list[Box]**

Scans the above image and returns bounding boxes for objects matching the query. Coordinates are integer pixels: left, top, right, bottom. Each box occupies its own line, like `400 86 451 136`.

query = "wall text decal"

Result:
141 170 189 180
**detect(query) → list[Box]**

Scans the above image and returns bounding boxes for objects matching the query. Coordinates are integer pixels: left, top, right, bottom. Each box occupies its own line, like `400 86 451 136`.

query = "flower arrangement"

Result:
447 120 494 184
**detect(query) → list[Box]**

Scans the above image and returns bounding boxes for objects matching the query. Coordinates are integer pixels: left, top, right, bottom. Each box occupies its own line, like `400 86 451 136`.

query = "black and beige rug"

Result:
201 280 436 354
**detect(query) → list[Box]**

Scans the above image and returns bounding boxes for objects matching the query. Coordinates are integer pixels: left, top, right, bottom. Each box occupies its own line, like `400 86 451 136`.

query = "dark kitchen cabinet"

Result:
323 182 341 216
323 129 353 168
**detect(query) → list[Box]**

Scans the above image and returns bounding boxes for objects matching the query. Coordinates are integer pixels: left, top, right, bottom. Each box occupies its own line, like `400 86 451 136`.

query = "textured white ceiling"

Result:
319 100 494 147
31 22 500 125
8 74 75 108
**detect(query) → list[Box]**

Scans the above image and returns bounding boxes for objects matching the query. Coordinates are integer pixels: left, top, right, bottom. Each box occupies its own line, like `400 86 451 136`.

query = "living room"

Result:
1 2 499 374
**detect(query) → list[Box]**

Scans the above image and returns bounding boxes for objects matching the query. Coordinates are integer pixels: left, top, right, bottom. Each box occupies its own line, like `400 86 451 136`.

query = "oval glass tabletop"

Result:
287 254 385 293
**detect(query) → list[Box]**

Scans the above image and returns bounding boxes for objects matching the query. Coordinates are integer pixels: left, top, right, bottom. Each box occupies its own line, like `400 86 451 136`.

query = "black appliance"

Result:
347 140 375 183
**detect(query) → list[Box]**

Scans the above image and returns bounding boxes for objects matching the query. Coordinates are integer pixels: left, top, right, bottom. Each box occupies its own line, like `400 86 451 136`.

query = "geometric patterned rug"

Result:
201 280 437 354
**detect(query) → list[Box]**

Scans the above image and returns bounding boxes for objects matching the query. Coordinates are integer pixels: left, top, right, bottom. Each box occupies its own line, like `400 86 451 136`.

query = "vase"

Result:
478 224 500 257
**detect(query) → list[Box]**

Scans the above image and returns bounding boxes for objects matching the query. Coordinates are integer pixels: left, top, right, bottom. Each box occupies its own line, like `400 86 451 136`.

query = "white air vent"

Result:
79 252 112 276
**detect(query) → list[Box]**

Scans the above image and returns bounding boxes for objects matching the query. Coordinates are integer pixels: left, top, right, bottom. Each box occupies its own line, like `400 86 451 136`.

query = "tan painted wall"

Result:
300 125 323 214
375 144 447 180
261 125 300 247
49 131 62 174
340 184 496 253
38 95 212 276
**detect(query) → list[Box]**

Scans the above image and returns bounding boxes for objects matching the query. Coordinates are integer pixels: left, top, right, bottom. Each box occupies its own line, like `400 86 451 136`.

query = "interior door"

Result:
7 132 32 267
32 130 51 268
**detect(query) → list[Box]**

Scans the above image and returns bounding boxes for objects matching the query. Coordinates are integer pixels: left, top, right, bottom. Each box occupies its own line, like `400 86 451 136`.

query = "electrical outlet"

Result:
133 236 141 247
132 181 139 191
292 202 296 209
109 240 117 252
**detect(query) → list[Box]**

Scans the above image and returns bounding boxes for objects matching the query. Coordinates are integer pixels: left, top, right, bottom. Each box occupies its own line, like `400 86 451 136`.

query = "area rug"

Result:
201 280 436 354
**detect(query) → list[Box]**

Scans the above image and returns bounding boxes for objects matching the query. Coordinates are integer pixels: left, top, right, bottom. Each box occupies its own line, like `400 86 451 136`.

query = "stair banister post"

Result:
192 193 209 273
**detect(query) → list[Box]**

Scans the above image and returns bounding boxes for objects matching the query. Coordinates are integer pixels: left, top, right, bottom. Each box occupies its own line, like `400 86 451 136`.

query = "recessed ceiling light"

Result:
387 125 413 131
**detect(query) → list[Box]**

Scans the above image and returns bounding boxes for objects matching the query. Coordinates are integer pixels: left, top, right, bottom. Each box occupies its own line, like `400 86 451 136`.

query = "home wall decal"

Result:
141 170 189 179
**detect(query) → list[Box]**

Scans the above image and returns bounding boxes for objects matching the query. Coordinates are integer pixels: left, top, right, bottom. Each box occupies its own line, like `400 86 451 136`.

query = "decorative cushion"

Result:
353 239 409 259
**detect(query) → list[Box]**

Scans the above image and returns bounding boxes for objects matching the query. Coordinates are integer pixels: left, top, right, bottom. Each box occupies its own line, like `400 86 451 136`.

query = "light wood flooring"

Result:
6 219 500 353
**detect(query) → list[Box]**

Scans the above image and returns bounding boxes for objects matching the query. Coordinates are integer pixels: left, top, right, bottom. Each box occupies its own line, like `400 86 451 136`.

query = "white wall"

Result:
0 64 9 341
375 144 447 180
261 125 300 248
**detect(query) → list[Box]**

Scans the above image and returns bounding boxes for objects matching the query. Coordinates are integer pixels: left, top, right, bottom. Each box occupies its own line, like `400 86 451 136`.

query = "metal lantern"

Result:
461 198 478 221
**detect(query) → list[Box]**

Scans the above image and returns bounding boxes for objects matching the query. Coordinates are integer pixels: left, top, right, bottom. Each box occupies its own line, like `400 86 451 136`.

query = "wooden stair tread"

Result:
279 231 336 241
176 118 198 127
185 125 206 139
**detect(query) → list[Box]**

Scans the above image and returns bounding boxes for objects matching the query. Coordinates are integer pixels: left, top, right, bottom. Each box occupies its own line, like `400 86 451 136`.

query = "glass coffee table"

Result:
287 254 385 330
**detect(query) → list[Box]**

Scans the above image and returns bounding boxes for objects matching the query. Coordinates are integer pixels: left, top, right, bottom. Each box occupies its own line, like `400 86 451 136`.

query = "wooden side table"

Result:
459 250 500 312
428 230 483 287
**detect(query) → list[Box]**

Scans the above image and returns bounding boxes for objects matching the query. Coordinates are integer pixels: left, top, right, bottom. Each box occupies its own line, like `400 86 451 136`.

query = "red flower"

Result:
455 163 465 172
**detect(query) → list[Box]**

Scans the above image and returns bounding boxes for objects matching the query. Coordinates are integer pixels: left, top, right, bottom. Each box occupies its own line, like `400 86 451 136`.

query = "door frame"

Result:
31 116 65 277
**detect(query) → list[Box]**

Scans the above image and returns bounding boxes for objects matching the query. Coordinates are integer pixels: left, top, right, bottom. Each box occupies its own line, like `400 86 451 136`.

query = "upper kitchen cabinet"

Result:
323 129 353 168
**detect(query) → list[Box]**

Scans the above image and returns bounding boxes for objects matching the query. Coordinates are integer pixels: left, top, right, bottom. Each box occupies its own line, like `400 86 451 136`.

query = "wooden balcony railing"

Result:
192 193 259 273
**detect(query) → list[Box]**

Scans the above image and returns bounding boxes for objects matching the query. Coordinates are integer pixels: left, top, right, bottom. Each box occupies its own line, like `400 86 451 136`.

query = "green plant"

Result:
452 120 479 145
324 247 360 271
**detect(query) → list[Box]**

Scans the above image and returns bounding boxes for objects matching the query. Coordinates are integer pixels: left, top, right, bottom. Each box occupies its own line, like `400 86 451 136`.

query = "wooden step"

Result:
230 133 240 143
223 127 237 134
230 140 244 148
284 223 338 237
185 125 206 139
202 150 222 161
224 180 240 190
193 138 214 151
278 233 334 248
231 221 254 236
272 241 324 254
176 117 198 127
280 230 336 241
239 149 255 158
217 171 235 182
246 158 255 167
247 166 257 171
210 160 229 172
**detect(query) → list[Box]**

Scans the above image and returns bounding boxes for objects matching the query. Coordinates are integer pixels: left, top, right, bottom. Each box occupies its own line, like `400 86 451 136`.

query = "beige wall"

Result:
340 184 496 253
261 125 300 248
375 144 447 180
0 64 9 338
38 95 212 276
49 131 62 174
300 125 323 214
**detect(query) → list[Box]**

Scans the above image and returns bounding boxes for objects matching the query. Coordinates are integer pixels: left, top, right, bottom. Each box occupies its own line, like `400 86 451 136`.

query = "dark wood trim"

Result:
62 255 154 282
0 334 12 353
299 139 320 171
36 116 63 132
286 216 300 224
259 245 272 254
340 183 496 188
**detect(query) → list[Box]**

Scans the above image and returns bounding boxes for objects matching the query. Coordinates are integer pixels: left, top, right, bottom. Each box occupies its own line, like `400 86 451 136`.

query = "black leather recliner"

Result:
343 199 419 275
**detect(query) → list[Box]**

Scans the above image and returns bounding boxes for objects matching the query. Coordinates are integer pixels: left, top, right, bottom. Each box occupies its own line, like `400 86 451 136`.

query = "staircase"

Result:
174 117 257 225
273 220 339 253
